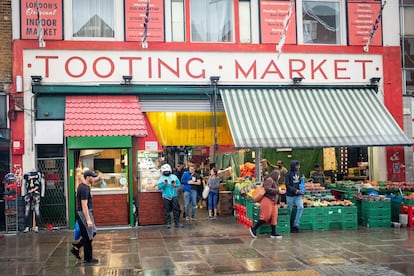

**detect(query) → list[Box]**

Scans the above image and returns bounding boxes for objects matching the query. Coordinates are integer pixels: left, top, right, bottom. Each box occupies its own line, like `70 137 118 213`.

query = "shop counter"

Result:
91 192 129 226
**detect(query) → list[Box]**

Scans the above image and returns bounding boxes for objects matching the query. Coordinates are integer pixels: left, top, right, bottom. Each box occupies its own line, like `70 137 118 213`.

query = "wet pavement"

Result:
1 209 414 276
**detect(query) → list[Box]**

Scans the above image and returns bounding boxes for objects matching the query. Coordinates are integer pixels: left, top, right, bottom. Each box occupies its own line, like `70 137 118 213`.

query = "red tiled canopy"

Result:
64 96 147 137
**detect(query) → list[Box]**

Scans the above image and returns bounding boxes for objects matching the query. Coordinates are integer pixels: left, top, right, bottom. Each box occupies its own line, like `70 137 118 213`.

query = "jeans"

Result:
207 191 218 211
286 195 304 227
184 189 197 218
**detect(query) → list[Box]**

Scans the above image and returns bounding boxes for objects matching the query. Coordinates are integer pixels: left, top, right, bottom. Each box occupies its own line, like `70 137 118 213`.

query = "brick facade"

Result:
0 0 12 91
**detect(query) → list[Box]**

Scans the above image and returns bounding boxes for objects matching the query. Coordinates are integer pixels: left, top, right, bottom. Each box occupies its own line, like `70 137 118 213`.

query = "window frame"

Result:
297 0 347 45
65 0 124 41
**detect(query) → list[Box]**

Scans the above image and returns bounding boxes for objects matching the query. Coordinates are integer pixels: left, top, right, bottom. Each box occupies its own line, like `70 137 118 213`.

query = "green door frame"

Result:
67 136 134 228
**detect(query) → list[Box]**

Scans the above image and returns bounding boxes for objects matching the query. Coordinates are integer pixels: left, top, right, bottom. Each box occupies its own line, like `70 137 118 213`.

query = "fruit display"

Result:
302 197 354 207
305 182 328 194
352 192 391 202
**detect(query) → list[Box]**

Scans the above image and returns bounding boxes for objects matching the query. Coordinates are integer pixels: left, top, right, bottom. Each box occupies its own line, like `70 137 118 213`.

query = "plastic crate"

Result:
361 200 391 210
327 215 342 222
300 214 313 224
312 222 329 231
328 222 342 230
277 215 290 224
300 223 313 231
342 221 358 229
245 200 256 220
278 207 290 216
360 216 391 228
313 208 328 217
276 224 291 235
302 208 314 216
342 206 357 215
361 207 391 218
328 206 343 215
342 213 357 223
403 199 414 206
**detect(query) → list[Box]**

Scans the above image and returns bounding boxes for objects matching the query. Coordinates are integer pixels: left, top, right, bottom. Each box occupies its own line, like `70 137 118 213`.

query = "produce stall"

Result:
232 180 358 234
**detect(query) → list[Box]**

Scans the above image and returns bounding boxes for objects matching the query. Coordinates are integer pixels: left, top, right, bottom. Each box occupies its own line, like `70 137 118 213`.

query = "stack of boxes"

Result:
358 200 391 228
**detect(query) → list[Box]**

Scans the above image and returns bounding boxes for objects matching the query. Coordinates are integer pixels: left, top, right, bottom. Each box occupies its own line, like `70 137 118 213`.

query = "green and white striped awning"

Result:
220 87 413 148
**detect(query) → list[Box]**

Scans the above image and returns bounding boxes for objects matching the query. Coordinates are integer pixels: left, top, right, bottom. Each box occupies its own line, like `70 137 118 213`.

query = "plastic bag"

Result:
74 220 81 240
202 185 210 199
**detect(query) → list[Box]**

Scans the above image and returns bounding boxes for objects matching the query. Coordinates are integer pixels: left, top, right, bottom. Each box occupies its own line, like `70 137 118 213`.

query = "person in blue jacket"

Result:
158 164 184 228
285 160 304 233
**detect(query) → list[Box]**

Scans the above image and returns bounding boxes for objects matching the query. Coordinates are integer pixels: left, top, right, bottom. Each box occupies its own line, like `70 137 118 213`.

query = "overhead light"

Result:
210 76 220 84
122 75 132 85
292 77 302 84
370 77 381 85
31 75 42 85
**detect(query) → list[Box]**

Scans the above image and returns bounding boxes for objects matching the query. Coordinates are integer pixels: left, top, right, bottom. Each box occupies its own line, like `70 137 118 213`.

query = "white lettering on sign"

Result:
23 50 383 85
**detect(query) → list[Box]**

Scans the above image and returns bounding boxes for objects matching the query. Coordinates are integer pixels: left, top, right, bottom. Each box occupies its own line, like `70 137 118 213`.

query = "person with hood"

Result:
285 160 304 232
158 164 184 228
249 170 283 239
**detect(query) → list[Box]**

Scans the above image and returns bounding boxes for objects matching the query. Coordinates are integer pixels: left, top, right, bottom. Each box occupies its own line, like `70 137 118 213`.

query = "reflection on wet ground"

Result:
1 212 414 275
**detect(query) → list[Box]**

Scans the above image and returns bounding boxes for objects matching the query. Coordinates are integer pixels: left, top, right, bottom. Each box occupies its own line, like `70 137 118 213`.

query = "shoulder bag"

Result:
252 185 265 202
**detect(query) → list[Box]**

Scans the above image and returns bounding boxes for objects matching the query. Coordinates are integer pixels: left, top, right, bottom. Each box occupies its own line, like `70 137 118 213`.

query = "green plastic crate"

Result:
312 222 329 231
342 221 358 229
342 206 357 215
245 200 256 219
327 215 342 222
328 222 342 230
300 214 313 224
360 216 391 228
302 208 314 216
313 208 328 217
276 224 291 235
278 207 290 216
277 215 290 224
342 213 357 223
300 223 313 231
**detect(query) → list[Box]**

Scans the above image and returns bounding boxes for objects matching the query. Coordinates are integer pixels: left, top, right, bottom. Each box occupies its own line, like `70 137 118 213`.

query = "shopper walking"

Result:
249 170 282 239
71 170 98 264
285 160 304 233
181 165 201 221
206 167 220 220
158 164 184 228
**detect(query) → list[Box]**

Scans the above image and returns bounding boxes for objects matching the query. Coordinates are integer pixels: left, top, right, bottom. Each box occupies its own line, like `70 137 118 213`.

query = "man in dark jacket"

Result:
285 160 303 232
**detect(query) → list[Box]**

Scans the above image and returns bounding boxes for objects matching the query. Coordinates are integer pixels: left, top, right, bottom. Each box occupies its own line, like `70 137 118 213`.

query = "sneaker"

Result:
249 228 257 239
166 224 171 229
185 217 190 221
270 234 283 239
195 205 199 209
291 225 300 233
191 217 196 221
70 247 81 260
83 258 99 264
208 216 213 220
23 227 30 233
213 215 217 220
199 205 203 209
175 223 184 228
33 226 39 233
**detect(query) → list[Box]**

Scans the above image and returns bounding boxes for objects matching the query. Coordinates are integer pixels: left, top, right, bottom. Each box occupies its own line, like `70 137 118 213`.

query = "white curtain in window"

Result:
190 0 234 42
72 0 114 37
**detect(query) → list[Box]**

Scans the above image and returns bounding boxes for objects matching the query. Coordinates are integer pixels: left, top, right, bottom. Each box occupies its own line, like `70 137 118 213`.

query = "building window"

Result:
72 0 115 38
403 6 414 36
404 69 414 95
402 38 414 68
172 0 185 42
239 0 251 43
190 0 234 42
298 0 344 45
